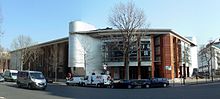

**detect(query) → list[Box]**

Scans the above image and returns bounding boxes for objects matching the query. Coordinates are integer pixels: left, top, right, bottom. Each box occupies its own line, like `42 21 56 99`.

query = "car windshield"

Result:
30 73 44 79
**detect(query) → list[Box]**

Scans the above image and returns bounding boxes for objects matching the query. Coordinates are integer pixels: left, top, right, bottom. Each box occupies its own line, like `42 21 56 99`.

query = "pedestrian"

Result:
66 72 72 80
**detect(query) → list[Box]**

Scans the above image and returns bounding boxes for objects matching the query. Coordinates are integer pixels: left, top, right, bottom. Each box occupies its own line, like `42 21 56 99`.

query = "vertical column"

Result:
174 38 179 78
151 34 155 79
162 34 174 79
54 44 58 82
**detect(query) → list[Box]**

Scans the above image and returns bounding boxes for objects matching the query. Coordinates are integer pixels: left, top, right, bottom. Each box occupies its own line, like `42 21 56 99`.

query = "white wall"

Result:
190 37 198 76
69 34 102 75
186 37 198 76
69 21 96 33
68 21 103 75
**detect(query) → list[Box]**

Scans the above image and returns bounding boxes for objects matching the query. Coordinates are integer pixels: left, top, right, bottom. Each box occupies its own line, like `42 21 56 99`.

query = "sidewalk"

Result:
50 78 220 87
48 79 66 85
168 78 220 87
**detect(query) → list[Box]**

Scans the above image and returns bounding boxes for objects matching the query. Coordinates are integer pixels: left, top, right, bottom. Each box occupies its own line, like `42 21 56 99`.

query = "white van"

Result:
3 70 18 81
66 76 84 86
16 71 47 90
81 74 112 87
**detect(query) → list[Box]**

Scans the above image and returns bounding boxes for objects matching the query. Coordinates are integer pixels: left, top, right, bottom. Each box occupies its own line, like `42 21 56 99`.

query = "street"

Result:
1 82 220 99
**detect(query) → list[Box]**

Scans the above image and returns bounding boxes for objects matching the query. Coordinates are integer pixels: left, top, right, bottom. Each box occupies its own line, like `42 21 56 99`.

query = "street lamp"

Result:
103 63 107 74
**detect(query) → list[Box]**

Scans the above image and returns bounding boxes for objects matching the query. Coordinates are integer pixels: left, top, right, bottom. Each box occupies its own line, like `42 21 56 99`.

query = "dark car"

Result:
46 78 53 83
131 79 151 88
111 80 134 88
150 78 169 88
111 78 169 89
126 78 169 88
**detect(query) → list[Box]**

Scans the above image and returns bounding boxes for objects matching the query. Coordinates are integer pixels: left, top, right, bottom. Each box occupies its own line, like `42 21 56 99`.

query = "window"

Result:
155 37 160 46
155 47 160 55
102 36 151 62
155 56 161 61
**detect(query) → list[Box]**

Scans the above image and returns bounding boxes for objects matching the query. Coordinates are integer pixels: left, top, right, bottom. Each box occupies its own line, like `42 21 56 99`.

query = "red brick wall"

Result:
151 35 155 78
162 34 174 79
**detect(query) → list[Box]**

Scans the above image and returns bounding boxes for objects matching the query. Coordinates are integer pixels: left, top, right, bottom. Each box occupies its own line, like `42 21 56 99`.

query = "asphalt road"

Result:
1 82 220 99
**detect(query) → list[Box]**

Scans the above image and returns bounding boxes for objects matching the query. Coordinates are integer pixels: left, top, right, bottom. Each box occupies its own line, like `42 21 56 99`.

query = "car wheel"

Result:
111 85 114 89
66 83 70 86
17 82 21 88
128 85 132 89
82 83 85 87
97 84 100 88
145 84 150 88
42 87 46 90
163 84 167 87
28 84 33 89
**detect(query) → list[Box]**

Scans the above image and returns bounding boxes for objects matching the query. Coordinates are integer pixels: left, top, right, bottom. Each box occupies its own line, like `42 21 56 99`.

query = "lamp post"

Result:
103 63 107 74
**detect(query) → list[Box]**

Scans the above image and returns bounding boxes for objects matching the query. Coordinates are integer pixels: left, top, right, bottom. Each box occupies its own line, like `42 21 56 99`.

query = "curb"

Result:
49 82 66 85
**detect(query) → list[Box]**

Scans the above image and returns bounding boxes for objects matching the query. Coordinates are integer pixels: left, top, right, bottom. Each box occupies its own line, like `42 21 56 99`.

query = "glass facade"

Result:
102 36 151 63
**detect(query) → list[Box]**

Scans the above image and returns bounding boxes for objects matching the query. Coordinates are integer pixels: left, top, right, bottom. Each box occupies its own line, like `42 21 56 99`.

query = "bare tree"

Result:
11 35 39 70
0 46 10 72
27 47 44 70
43 45 59 81
109 2 146 80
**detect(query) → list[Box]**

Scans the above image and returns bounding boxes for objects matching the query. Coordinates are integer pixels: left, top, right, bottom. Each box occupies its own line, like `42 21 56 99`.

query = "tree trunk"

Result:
124 48 130 80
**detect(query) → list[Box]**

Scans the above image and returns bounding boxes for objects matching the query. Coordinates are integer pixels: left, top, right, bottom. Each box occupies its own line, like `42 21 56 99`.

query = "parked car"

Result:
0 74 4 82
111 78 169 89
16 71 47 90
66 76 84 86
46 78 53 83
3 70 18 81
111 80 135 88
149 78 169 88
130 79 151 88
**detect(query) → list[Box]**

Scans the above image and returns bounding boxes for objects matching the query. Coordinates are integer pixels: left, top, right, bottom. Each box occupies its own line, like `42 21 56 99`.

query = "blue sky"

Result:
0 0 220 50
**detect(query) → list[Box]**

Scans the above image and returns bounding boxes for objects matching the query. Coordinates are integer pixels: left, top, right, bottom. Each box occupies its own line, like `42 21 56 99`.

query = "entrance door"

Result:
114 68 120 79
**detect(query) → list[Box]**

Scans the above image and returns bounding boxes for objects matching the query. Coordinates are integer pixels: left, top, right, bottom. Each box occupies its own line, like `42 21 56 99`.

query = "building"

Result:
198 41 220 75
10 38 69 79
10 21 196 79
0 51 10 73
